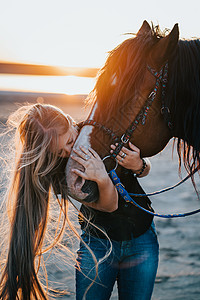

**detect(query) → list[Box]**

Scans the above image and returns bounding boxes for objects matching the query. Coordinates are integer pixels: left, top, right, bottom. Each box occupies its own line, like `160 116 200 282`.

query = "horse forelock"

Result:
167 39 200 174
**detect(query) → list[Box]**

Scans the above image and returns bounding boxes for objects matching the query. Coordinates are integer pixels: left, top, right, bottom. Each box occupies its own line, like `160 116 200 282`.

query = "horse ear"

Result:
149 23 179 68
137 20 152 36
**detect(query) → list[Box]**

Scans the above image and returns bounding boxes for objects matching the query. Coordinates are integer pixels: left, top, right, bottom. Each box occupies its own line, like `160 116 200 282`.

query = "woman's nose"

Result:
69 142 74 152
72 130 78 144
69 137 77 152
74 127 79 138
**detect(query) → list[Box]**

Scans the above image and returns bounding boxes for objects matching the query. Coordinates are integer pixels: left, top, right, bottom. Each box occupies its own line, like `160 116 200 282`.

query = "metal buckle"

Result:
148 91 156 99
121 134 129 144
161 107 170 115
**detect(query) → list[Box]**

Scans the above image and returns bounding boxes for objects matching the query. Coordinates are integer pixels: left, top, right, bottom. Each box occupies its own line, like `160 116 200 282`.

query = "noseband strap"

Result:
78 62 170 159
77 120 120 143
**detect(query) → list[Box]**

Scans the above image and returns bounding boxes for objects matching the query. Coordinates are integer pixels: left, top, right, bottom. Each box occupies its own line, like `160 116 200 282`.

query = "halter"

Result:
78 62 170 159
77 63 200 218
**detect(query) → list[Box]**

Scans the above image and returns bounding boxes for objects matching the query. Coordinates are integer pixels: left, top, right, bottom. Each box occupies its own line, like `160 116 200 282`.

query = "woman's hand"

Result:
110 141 143 170
71 146 118 212
110 141 151 177
71 146 108 186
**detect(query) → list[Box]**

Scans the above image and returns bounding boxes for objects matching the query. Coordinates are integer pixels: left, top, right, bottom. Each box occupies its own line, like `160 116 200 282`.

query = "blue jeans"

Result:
76 222 159 300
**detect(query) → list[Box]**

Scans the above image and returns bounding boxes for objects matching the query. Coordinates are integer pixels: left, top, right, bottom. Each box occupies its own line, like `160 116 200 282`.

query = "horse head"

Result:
66 21 183 203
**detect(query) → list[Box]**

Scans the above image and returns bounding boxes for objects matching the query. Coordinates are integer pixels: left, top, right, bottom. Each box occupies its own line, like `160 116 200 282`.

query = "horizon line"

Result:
0 62 99 77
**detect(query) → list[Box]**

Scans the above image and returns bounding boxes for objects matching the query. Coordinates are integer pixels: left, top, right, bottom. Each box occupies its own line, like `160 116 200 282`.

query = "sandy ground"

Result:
0 93 199 299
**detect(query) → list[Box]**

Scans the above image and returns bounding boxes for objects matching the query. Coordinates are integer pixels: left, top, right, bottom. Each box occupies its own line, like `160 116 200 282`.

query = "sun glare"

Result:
0 74 95 95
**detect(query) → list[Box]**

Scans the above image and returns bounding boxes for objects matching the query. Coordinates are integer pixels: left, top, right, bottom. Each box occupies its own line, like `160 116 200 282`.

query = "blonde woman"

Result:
0 103 118 299
0 103 155 300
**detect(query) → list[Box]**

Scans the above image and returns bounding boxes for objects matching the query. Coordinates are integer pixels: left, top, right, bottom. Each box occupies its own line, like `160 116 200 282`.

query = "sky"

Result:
0 0 200 68
0 0 199 94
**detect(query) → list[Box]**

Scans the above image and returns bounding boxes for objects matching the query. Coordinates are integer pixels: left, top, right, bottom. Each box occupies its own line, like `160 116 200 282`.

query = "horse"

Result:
65 21 200 203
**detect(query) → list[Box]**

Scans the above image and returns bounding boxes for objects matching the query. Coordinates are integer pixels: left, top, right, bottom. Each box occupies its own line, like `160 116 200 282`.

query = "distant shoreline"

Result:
0 62 99 77
0 91 90 123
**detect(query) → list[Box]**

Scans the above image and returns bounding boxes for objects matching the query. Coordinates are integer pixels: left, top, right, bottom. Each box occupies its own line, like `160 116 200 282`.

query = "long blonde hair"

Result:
0 103 74 299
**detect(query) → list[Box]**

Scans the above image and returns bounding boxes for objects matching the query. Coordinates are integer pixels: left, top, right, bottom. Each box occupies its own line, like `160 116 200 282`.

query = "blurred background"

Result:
0 0 200 299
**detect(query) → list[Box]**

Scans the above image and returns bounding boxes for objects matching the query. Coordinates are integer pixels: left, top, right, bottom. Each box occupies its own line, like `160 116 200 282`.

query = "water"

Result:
146 144 200 300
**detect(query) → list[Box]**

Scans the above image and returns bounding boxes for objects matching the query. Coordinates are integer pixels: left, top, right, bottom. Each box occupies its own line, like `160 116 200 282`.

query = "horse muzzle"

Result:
65 156 99 203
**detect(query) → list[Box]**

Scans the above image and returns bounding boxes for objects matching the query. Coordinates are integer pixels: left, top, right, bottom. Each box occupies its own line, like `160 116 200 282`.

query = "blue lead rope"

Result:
109 169 200 218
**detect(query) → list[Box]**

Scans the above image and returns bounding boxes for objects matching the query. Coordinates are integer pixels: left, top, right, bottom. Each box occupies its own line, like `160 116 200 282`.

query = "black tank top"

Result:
78 169 154 241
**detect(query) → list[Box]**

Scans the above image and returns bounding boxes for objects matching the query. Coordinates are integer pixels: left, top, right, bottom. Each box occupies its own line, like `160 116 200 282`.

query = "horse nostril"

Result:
75 176 84 190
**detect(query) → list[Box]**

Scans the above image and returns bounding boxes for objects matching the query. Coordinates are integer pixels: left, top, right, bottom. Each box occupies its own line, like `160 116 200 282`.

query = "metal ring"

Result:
85 155 91 161
121 152 126 158
102 155 118 171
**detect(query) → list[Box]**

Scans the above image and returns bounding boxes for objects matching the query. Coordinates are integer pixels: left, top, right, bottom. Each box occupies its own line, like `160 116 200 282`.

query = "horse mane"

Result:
87 24 166 122
167 39 200 175
87 24 200 182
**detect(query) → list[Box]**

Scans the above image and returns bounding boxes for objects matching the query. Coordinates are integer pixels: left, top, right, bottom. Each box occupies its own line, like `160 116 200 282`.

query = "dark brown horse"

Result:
66 21 200 203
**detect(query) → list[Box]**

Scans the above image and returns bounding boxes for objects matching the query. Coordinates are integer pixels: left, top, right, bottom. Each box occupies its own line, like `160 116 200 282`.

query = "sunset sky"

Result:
0 0 199 94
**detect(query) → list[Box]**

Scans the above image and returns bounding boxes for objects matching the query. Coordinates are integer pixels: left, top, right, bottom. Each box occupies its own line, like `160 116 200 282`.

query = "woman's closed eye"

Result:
58 149 64 156
67 139 73 145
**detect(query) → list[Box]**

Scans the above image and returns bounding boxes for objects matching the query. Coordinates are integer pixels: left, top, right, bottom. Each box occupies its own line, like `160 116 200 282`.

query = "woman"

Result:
0 103 158 300
0 103 118 300
76 141 159 300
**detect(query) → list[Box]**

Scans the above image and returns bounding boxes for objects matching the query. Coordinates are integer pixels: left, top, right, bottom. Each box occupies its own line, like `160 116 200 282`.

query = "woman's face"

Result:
57 124 78 157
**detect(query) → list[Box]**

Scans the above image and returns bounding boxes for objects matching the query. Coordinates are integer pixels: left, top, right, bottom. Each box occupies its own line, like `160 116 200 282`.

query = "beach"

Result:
0 92 199 300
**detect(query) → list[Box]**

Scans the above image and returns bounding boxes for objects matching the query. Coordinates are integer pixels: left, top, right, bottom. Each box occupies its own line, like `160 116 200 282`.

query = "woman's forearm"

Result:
83 176 118 212
132 158 151 178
